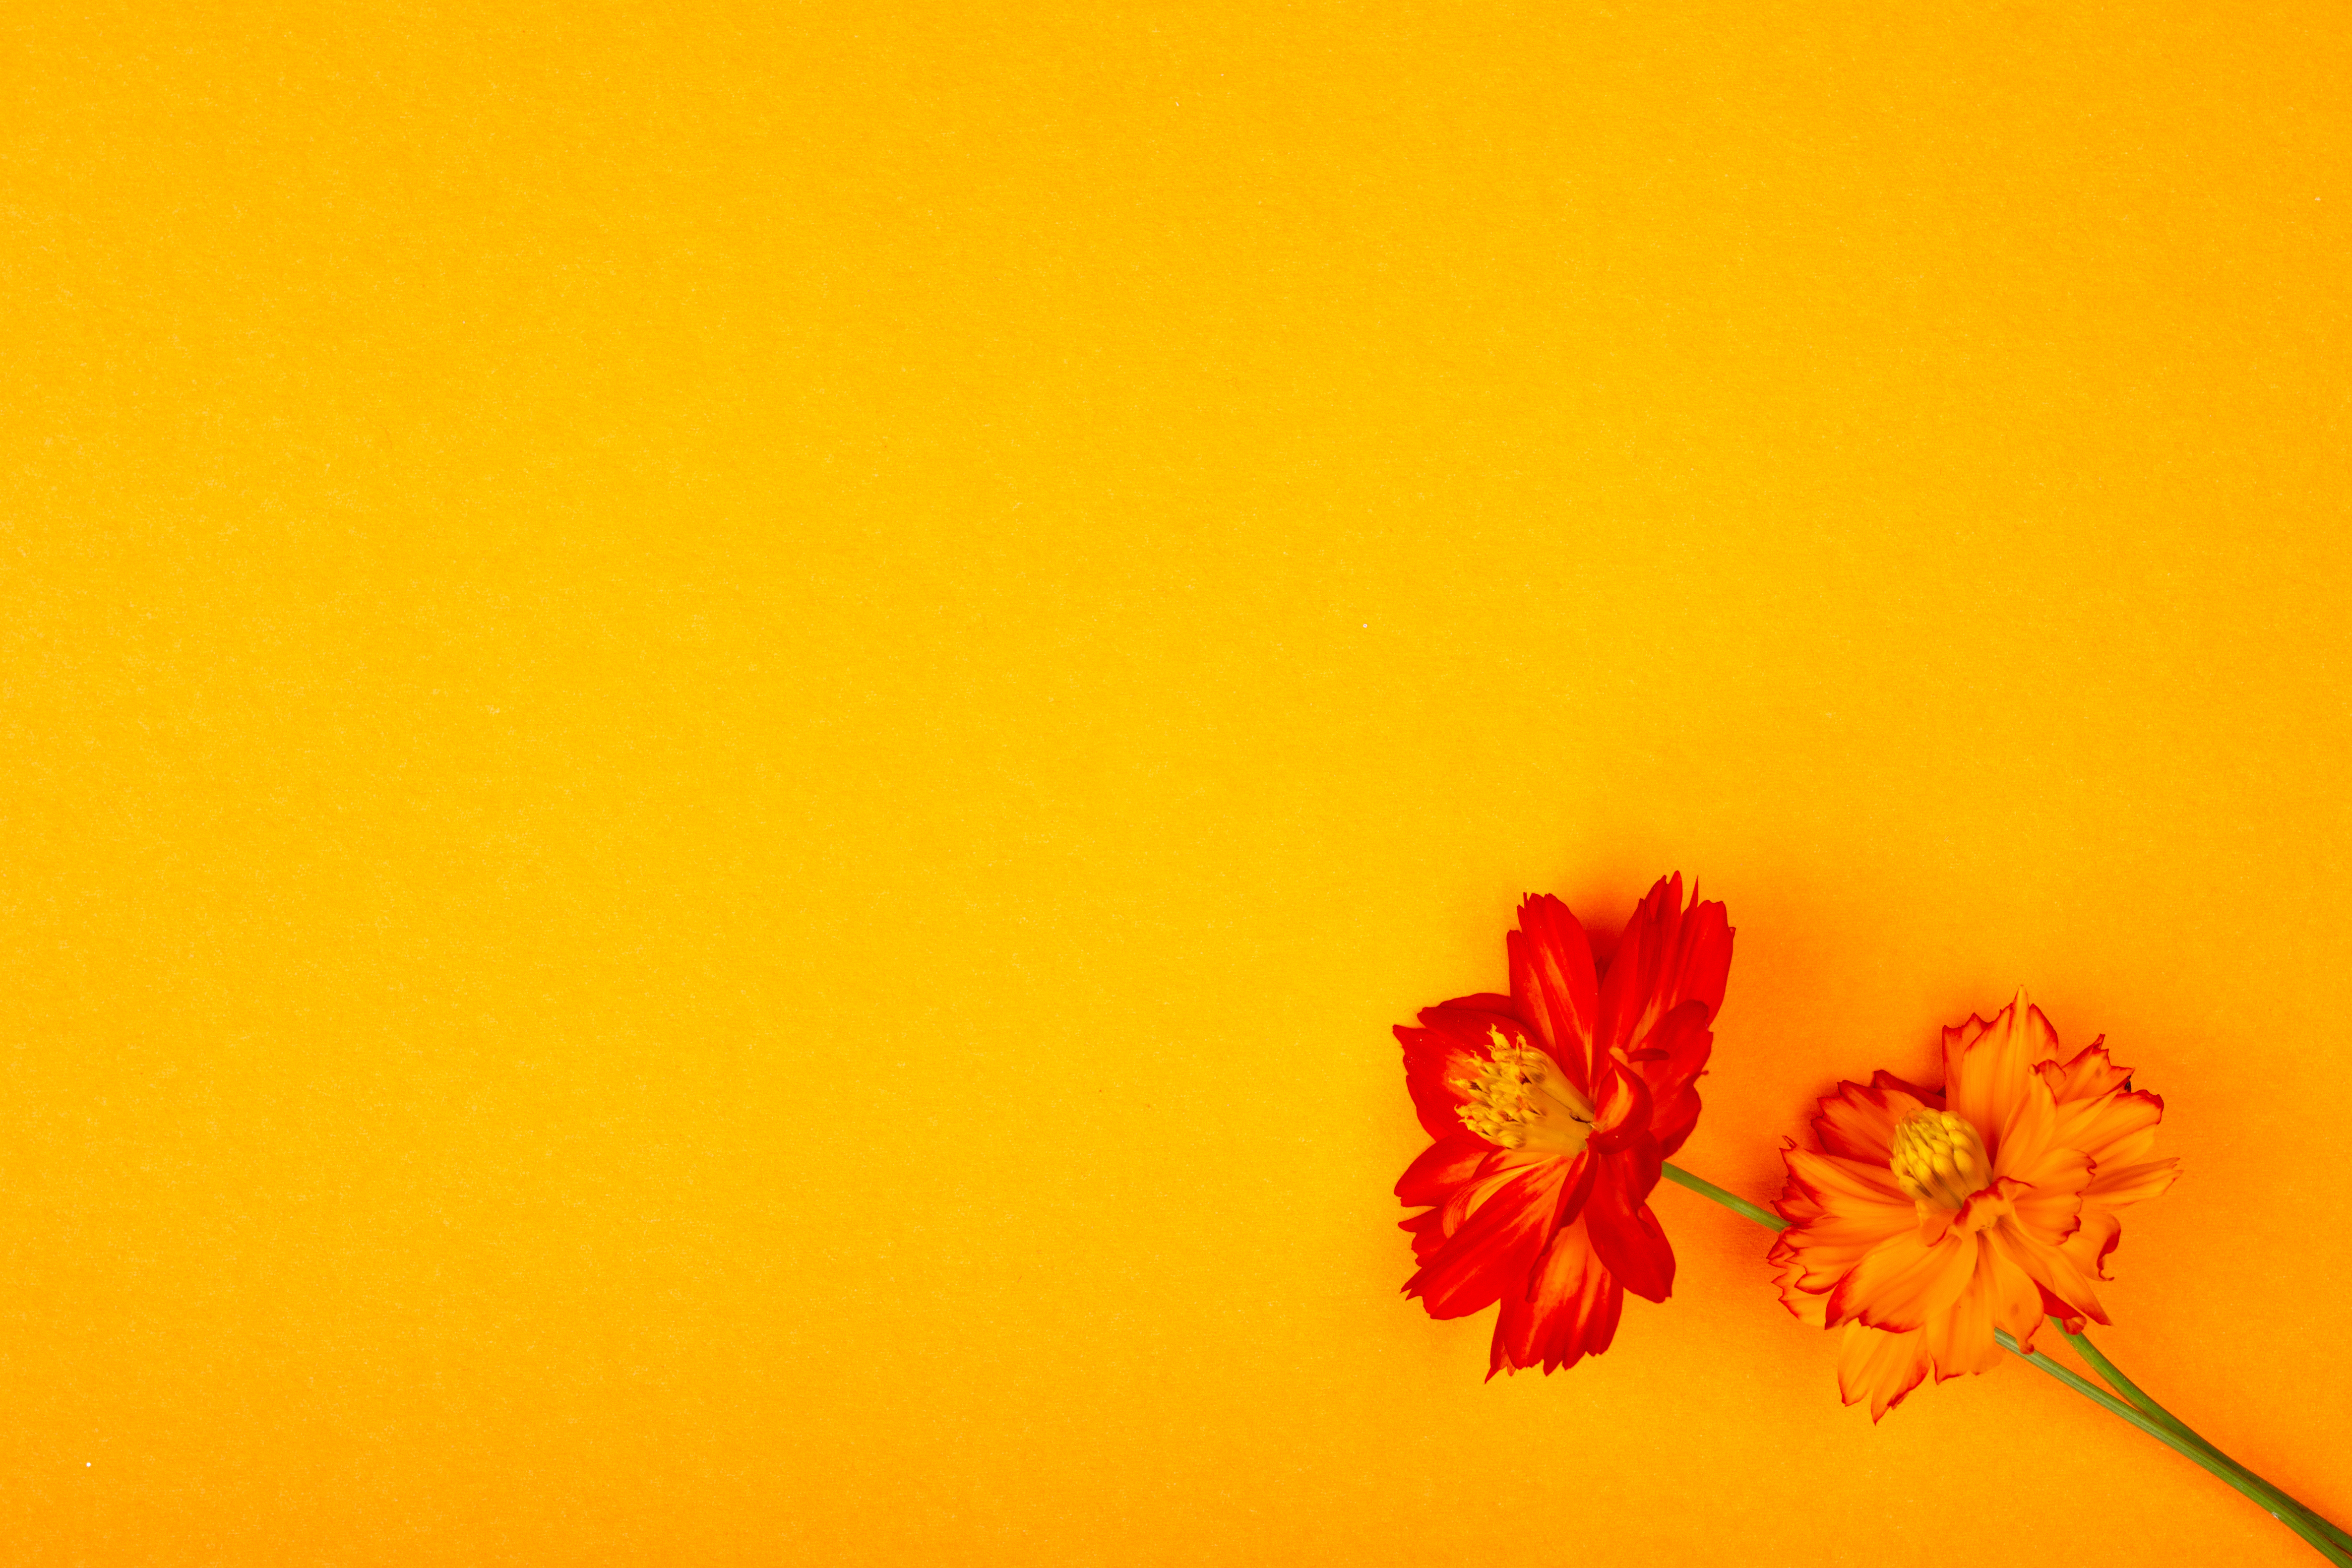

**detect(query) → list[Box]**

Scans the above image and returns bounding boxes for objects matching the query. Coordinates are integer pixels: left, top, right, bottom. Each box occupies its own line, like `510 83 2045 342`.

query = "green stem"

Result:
1658 1161 1788 1231
1659 1162 2351 1567
1997 1332 2352 1567
2062 1327 2352 1557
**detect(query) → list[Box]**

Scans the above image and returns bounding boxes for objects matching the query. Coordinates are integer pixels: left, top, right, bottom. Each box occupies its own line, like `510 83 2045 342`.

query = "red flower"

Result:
1395 876 1735 1376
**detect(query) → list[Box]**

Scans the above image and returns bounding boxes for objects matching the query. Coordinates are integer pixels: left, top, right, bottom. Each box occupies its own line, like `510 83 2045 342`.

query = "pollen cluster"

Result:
1451 1030 1595 1155
1888 1109 1991 1209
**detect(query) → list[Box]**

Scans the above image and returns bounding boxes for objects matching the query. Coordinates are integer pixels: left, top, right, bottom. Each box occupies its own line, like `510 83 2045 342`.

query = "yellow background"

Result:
5 3 2347 1562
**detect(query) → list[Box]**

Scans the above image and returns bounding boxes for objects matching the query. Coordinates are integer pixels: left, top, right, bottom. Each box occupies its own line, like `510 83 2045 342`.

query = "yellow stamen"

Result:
1888 1109 1991 1211
1451 1028 1596 1155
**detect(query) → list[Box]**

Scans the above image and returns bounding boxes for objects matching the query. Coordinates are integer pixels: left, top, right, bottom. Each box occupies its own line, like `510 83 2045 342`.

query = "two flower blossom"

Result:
1394 877 2179 1415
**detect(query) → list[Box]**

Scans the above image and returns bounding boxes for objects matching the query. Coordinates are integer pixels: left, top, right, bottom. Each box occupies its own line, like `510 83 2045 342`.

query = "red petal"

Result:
1591 874 1735 1062
1583 1160 1675 1302
1636 1000 1714 1158
1586 1058 1656 1153
1490 1216 1624 1376
1508 896 1599 1086
1395 1007 1533 1141
1395 1131 1495 1208
2034 1281 2086 1334
1400 1207 1450 1263
1402 1159 1573 1320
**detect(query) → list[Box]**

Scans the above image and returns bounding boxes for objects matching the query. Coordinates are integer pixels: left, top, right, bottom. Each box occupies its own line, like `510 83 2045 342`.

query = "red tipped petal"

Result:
1946 995 2066 1163
1838 1323 1934 1422
1827 1226 1977 1333
1989 1220 2110 1328
2038 1038 2132 1105
2082 1156 2180 1210
1813 1077 1945 1164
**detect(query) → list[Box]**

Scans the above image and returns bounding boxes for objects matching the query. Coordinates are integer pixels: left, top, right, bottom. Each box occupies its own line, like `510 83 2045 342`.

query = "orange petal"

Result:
1772 1252 1830 1329
2058 1204 2124 1282
1811 1078 1943 1164
2053 1087 2166 1174
2005 1149 2092 1246
1783 1147 1912 1211
1828 1227 1978 1333
1990 1218 2110 1328
2082 1156 2181 1210
2038 1038 2131 1105
1946 994 2065 1164
1924 1235 2003 1378
1837 1323 1934 1421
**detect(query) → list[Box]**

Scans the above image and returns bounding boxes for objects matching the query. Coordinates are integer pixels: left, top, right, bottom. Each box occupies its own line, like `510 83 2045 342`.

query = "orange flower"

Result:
1770 994 2180 1418
1395 876 1733 1376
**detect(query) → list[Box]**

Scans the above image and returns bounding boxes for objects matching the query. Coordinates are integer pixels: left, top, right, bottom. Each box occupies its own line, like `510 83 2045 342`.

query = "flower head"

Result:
1395 875 1734 1376
1770 994 2180 1419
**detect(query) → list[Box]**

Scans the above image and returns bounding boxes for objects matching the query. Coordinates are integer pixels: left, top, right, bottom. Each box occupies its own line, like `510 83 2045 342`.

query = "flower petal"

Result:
1812 1078 1944 1164
1923 1235 2004 1378
1403 1159 1574 1320
1583 1158 1675 1303
2006 1159 2090 1248
2053 1087 2167 1175
1508 896 1599 1086
1837 1323 1934 1422
2038 1038 2131 1104
1771 1248 1831 1328
1782 1147 1912 1211
1946 994 2065 1164
1489 1215 1625 1376
1827 1226 1978 1332
1636 1000 1715 1158
1395 1131 1496 1208
2082 1156 2181 1210
1587 1058 1656 1153
1399 1206 1449 1263
2058 1204 2124 1283
1395 1006 1537 1141
1989 1217 2111 1327
1592 874 1734 1066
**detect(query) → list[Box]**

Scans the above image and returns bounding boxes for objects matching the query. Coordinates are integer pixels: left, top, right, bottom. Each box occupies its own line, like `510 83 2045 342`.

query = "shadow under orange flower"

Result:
1394 876 1734 1376
1770 994 2180 1419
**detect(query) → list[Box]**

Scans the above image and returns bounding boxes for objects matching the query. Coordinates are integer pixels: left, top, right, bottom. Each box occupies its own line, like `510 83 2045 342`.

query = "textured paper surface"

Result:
5 3 2347 1562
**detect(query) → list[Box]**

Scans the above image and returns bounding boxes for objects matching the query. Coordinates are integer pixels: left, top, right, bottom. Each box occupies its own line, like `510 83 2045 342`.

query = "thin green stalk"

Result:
1995 1332 2352 1567
1658 1161 1787 1231
2062 1327 2352 1557
1660 1162 2352 1567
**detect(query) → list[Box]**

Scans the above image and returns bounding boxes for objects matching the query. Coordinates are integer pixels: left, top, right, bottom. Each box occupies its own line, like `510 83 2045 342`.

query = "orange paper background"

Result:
5 3 2348 1563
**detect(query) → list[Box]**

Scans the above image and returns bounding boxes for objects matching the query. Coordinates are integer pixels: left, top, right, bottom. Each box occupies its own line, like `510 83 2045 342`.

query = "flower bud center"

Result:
1451 1030 1596 1155
1888 1109 1991 1210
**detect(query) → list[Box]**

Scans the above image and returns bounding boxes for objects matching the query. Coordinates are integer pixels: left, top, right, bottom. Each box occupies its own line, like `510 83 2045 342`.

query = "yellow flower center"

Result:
1889 1109 1991 1210
1452 1030 1596 1154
